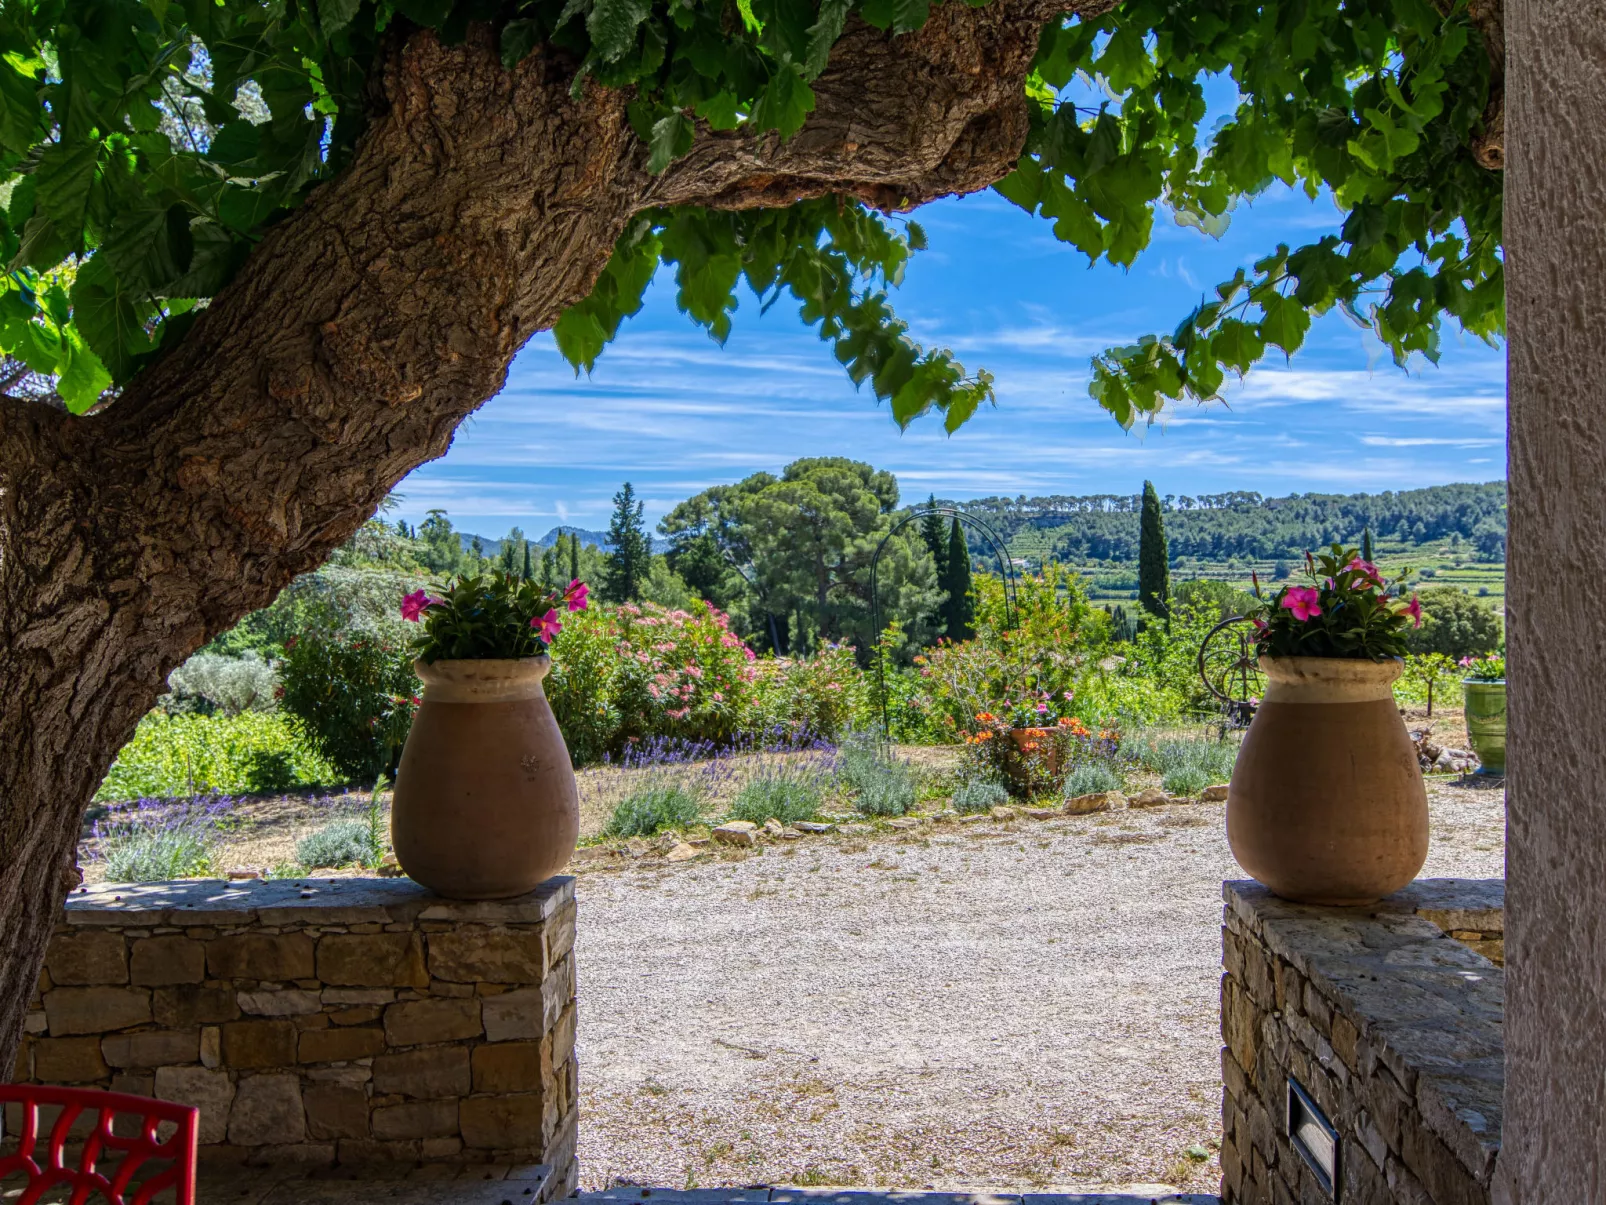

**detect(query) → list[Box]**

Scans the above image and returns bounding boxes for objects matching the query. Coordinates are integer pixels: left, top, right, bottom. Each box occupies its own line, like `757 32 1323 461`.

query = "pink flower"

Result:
1036 702 1049 714
400 589 438 623
1251 616 1267 631
531 609 563 643
1406 594 1423 628
1280 586 1322 622
1346 558 1383 588
564 579 589 612
744 648 756 662
712 691 724 702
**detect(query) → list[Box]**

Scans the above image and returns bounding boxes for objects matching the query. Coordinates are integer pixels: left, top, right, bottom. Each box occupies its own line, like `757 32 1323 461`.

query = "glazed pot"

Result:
392 656 579 900
1462 679 1507 775
1227 656 1428 906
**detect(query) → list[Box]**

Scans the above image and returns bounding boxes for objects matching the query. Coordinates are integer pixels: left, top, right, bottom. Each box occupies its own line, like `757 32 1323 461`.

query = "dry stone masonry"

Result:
1220 879 1503 1204
9 876 578 1195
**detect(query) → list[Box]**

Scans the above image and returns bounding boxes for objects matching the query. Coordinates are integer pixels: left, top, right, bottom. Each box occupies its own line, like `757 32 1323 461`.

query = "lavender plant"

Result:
728 760 832 826
94 796 230 881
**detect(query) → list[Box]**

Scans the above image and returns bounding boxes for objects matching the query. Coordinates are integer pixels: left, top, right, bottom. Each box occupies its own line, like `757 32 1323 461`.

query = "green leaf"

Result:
647 111 695 174
890 0 930 34
500 19 545 68
694 92 743 131
905 220 927 251
70 255 155 383
804 0 852 77
318 0 363 37
0 56 42 155
588 0 655 62
57 330 113 414
748 63 815 137
1258 292 1311 356
31 140 101 253
1213 319 1265 375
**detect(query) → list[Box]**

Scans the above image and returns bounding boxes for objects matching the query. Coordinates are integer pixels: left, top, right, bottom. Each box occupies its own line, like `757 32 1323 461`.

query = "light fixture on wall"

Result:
1287 1076 1340 1199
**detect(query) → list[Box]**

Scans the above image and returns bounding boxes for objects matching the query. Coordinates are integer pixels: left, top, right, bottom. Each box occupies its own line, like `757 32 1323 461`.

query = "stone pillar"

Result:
1503 0 1606 1197
11 877 578 1198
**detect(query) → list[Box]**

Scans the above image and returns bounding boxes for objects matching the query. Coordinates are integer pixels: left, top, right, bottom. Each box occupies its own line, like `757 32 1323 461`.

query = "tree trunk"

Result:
0 0 1092 1073
1500 0 1606 1195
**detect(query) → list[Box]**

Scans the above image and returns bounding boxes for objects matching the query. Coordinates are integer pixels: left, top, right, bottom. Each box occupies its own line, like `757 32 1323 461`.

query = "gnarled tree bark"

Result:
0 0 1096 1074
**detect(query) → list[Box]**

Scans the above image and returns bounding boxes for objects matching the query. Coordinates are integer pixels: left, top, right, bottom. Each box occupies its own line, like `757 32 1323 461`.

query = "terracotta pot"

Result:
1462 679 1507 775
392 656 579 900
1226 656 1427 906
1006 727 1063 786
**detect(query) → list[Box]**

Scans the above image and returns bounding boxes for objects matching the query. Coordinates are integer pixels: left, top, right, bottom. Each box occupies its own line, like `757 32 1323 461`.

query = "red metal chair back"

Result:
0 1084 198 1205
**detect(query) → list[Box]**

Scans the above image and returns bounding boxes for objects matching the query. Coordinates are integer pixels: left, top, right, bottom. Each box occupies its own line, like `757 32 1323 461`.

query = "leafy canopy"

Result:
1 0 1499 424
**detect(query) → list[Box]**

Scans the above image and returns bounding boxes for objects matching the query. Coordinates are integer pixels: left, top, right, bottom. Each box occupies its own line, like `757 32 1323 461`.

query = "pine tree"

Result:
941 517 974 640
603 482 649 602
1138 481 1170 621
568 532 580 583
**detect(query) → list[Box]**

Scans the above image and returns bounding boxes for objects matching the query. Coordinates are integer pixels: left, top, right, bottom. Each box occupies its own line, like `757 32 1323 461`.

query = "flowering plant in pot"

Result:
1229 544 1430 905
1459 652 1506 775
391 573 589 900
968 696 1096 794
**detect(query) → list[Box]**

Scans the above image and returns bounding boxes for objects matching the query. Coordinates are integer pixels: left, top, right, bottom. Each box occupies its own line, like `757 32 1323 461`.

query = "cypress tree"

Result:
1138 481 1170 621
603 482 649 602
919 496 948 581
942 517 974 640
542 547 555 588
568 532 580 583
521 540 532 580
1362 527 1374 562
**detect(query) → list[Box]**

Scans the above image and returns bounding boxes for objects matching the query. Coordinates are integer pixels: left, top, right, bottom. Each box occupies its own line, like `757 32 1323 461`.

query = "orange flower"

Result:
975 711 996 723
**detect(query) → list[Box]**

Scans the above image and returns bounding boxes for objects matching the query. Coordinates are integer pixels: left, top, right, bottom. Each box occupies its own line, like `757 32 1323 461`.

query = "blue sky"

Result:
394 184 1506 540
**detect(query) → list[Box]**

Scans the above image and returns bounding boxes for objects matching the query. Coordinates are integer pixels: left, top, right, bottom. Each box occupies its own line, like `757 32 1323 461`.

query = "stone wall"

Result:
1220 879 1503 1204
9 876 577 1196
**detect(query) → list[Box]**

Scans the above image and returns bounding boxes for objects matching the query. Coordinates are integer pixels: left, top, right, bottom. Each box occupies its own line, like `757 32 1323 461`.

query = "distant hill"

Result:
457 526 663 555
943 481 1506 566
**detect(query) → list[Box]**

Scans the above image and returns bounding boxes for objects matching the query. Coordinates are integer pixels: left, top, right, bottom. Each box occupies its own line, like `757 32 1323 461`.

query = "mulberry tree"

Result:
0 0 1504 1063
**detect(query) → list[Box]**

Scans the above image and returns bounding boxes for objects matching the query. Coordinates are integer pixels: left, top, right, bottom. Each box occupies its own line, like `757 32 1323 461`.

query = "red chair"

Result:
0 1084 198 1205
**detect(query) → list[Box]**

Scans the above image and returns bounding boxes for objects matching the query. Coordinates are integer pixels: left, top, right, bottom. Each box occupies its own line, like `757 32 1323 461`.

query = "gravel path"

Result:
571 780 1505 1197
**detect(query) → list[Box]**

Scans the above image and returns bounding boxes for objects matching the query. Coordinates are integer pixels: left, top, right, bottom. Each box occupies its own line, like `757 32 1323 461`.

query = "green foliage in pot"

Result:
404 572 590 662
1460 652 1506 682
1246 544 1422 660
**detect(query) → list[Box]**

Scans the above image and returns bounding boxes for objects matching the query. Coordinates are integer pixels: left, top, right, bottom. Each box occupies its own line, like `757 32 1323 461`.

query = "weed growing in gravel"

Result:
94 795 230 881
296 818 383 869
728 760 829 825
838 732 917 816
605 778 709 837
952 777 1009 814
1061 762 1124 797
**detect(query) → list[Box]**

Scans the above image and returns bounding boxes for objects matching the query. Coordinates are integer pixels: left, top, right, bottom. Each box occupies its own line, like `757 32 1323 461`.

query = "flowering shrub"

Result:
278 631 418 783
547 600 765 763
751 643 870 741
1460 652 1506 681
1246 544 1421 660
404 572 589 661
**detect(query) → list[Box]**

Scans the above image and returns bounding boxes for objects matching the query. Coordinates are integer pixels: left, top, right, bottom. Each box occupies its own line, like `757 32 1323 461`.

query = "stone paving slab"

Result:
580 1192 1218 1205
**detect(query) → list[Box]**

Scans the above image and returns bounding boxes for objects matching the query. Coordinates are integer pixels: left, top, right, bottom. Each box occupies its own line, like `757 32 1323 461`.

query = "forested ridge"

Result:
948 481 1506 563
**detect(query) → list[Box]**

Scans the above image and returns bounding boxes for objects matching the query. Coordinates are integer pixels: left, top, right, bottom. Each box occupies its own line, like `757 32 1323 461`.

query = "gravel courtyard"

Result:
570 780 1506 1197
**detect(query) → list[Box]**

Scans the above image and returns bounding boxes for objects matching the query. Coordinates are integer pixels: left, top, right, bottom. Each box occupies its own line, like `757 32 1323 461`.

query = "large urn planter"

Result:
392 656 580 900
1227 656 1428 907
1462 679 1507 775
